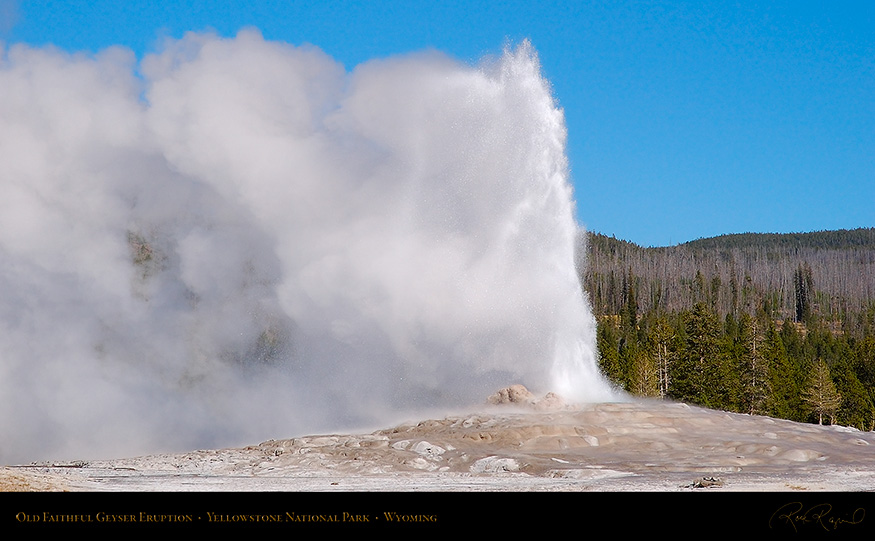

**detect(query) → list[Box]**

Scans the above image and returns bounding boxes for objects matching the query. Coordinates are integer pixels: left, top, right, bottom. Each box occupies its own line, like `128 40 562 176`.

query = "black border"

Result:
3 491 874 534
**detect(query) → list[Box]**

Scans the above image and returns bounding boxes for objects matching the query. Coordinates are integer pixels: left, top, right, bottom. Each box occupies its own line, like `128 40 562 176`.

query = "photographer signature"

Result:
770 502 865 532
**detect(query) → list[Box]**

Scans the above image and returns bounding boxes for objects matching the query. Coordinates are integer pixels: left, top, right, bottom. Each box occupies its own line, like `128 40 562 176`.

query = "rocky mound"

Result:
8 397 875 491
485 384 569 411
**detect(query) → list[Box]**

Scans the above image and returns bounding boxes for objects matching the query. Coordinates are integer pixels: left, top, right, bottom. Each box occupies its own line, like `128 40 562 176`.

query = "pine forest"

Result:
581 228 875 430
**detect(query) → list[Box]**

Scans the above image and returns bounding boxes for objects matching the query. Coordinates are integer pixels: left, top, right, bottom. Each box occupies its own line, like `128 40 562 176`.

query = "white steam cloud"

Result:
0 30 615 463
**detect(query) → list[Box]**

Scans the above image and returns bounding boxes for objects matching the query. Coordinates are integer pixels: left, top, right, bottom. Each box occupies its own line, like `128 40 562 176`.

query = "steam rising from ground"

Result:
0 30 615 463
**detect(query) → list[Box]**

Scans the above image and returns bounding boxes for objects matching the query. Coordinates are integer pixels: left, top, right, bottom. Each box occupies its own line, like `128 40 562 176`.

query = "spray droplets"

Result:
0 32 614 463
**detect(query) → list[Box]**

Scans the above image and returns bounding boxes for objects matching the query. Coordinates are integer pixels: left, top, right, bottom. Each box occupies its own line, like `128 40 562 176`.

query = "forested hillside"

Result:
581 228 875 430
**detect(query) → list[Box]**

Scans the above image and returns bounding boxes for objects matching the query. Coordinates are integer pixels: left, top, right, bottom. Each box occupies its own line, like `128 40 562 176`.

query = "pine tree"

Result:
618 268 639 390
794 263 814 324
649 316 675 398
854 335 875 409
763 320 800 420
803 359 842 425
671 303 726 408
828 342 875 430
631 350 660 397
738 313 771 415
596 317 622 386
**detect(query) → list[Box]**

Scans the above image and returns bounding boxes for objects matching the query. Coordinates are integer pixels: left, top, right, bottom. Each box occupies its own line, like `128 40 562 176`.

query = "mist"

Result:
0 30 615 464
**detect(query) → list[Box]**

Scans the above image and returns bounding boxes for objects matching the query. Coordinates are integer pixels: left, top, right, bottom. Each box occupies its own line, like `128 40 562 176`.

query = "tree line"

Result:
583 228 875 335
582 228 875 429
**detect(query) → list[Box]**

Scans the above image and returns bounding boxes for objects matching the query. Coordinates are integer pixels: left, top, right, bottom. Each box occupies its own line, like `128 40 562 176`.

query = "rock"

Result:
487 384 536 406
470 456 520 473
686 477 724 489
487 385 568 411
534 392 567 411
411 441 445 459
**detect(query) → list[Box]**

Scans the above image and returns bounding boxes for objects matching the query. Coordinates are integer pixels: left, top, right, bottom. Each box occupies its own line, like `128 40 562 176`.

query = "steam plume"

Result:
0 30 615 463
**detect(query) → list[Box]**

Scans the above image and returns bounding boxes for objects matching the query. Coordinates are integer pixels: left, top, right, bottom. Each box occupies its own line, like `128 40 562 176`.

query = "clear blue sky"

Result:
2 0 873 247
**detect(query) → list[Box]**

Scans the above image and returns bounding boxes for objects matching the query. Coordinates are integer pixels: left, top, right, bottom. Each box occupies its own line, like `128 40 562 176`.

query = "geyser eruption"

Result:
0 30 615 463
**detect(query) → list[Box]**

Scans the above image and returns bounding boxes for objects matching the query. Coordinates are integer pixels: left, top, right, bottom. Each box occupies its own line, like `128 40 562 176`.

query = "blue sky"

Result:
2 1 873 247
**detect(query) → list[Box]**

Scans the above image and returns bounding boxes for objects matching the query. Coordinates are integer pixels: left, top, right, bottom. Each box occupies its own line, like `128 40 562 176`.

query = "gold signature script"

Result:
770 502 865 532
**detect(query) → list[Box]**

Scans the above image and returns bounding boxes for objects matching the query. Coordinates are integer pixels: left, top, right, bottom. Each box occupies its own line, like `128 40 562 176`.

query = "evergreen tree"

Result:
596 318 622 387
763 321 800 420
854 335 875 408
618 268 639 390
794 263 814 324
738 313 771 415
670 303 728 408
710 275 722 313
694 270 708 306
780 319 804 365
828 342 875 430
729 270 740 317
803 359 842 425
648 315 675 398
631 349 659 397
724 312 739 342
583 229 875 425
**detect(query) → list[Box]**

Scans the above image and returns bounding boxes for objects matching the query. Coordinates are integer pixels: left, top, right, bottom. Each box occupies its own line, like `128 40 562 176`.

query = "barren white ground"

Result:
4 399 875 491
